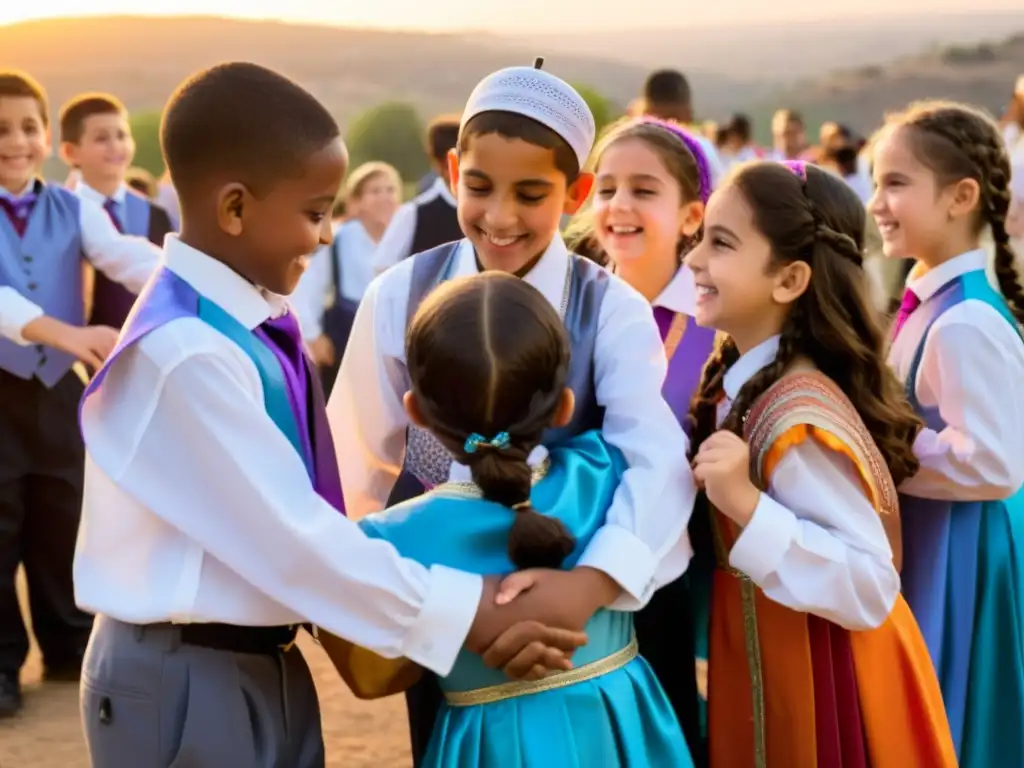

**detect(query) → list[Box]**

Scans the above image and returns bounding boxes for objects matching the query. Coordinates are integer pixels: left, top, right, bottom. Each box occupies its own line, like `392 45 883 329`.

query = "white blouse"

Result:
719 336 899 631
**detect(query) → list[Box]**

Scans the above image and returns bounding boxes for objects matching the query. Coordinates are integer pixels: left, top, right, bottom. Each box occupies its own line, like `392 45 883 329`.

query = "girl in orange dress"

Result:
682 160 956 767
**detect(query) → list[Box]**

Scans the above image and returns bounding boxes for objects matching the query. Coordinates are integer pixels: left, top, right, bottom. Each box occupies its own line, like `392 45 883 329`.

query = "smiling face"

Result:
450 132 591 272
352 170 400 229
869 125 958 261
62 112 135 187
592 136 703 271
684 183 799 351
0 96 48 193
218 138 348 295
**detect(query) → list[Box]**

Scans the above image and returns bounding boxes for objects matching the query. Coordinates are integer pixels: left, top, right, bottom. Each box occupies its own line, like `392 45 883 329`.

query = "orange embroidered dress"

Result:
706 372 955 768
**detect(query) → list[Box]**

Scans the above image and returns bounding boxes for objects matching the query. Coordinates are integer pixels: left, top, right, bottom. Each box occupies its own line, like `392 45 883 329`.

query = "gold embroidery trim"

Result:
663 312 689 362
443 635 638 707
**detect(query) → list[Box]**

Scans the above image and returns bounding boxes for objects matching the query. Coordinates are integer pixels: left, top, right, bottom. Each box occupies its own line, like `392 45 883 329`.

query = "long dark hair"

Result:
689 162 923 485
880 100 1024 325
405 273 576 569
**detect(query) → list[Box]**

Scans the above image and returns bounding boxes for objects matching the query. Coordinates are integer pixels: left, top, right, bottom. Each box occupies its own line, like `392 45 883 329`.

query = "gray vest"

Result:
0 184 83 387
401 241 608 490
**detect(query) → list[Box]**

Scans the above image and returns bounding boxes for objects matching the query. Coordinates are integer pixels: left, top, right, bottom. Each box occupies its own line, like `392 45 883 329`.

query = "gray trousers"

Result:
80 615 324 768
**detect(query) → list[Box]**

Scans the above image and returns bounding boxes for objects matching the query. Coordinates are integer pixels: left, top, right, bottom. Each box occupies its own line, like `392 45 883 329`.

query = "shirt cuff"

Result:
2 293 45 346
728 493 798 584
910 427 941 463
576 524 655 608
399 565 483 676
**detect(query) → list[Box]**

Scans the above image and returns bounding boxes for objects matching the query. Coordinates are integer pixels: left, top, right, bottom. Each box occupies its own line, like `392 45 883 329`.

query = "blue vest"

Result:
0 184 83 386
397 241 609 494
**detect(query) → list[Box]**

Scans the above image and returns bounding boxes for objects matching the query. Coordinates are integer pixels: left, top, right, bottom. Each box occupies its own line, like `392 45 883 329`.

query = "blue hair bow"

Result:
464 431 512 454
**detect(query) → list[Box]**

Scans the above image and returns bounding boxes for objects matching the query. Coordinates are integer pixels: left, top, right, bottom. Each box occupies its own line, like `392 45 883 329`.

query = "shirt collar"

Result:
164 235 287 330
453 233 571 314
907 248 987 302
77 180 127 206
0 178 43 199
432 176 456 207
723 335 780 400
652 265 697 315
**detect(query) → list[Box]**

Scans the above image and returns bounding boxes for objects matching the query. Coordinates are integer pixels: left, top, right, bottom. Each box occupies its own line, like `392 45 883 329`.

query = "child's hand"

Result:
308 334 335 367
481 621 587 680
59 325 119 370
693 430 760 526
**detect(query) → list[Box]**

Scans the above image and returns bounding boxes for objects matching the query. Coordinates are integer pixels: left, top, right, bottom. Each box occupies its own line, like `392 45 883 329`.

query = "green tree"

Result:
130 110 164 177
345 102 429 184
572 84 619 136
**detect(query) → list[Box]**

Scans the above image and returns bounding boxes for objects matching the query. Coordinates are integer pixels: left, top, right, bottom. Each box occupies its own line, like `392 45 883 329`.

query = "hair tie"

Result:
631 117 713 203
781 159 808 181
463 431 511 454
511 500 531 510
779 160 862 265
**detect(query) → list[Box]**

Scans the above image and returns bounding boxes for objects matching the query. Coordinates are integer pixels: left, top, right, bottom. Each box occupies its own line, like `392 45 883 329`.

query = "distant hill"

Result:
756 32 1024 137
0 15 733 125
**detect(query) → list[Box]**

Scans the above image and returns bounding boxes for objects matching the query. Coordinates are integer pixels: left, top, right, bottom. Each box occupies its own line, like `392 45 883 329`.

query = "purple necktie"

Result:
0 192 37 237
103 198 124 233
892 289 921 340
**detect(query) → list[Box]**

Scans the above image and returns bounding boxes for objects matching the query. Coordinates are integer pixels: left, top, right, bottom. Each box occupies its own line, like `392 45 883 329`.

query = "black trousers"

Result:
0 370 93 673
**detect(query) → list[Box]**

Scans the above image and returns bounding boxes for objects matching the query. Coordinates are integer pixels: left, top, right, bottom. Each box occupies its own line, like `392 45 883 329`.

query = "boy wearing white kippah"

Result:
328 59 696 763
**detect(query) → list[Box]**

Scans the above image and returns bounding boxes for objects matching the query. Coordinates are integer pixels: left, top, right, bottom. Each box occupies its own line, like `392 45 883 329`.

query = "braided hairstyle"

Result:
405 272 576 570
569 116 712 266
687 162 923 486
884 100 1024 325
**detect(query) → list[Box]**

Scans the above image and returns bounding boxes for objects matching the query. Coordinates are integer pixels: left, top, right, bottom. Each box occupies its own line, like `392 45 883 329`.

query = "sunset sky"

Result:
0 2 1019 32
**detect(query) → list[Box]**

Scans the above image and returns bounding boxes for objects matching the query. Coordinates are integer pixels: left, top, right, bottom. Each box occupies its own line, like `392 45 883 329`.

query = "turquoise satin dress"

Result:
359 431 692 768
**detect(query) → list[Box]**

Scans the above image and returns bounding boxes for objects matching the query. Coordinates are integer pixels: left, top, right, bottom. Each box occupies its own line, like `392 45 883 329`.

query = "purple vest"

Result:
82 267 345 514
0 183 84 387
654 305 717 433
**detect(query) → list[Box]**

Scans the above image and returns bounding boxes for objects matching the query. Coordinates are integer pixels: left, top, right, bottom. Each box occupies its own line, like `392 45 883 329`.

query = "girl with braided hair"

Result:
684 160 955 767
871 100 1024 766
344 272 693 768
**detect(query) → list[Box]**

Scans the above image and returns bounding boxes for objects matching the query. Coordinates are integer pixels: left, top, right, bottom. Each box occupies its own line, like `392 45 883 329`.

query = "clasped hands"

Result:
467 566 620 681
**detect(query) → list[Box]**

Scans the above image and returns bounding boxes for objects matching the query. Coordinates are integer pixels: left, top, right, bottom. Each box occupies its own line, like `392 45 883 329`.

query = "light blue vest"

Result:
0 184 84 387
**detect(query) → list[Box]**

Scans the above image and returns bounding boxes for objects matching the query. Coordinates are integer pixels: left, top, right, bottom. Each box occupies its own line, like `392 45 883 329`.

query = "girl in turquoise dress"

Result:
346 272 692 768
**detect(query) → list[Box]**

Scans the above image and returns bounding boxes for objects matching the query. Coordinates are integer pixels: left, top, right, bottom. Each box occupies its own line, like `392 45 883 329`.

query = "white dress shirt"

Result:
291 219 379 341
721 336 899 631
0 181 159 344
890 249 1024 500
371 177 457 275
329 233 696 611
76 236 482 676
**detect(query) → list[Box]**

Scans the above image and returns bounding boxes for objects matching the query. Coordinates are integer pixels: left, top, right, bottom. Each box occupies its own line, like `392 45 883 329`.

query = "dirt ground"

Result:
0 571 412 767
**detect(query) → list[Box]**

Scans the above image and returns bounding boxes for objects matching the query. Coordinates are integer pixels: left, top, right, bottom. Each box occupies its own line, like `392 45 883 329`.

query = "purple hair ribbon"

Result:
632 117 713 203
781 159 809 181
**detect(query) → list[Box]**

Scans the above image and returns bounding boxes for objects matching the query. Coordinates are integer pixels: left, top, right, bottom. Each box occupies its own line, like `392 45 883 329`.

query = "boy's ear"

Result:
564 171 594 215
446 149 460 196
58 141 77 168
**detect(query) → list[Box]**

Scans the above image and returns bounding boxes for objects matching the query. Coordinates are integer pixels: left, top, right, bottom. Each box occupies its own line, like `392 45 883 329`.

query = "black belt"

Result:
172 623 305 655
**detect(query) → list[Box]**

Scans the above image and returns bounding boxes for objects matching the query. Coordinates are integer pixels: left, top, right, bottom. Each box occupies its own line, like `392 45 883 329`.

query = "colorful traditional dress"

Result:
705 366 955 767
356 431 693 768
890 253 1024 766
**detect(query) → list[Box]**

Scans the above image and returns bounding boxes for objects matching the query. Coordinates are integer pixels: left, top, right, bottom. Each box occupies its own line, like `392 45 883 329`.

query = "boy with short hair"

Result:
371 112 462 275
76 62 601 766
0 70 160 717
59 92 174 328
330 60 696 763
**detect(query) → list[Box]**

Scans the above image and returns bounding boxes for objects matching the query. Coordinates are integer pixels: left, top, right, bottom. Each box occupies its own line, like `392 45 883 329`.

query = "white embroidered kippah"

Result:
460 57 596 169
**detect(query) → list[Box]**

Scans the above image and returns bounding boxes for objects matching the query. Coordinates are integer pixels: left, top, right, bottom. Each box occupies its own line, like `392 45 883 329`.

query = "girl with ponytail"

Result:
871 99 1024 766
352 272 693 768
684 160 954 766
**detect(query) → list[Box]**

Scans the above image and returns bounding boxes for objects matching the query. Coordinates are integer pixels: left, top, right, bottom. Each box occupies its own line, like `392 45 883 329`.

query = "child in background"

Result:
372 113 462 274
59 93 174 328
583 115 718 754
296 161 402 392
0 70 159 717
872 100 1024 767
125 167 157 199
333 273 693 768
685 160 955 766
